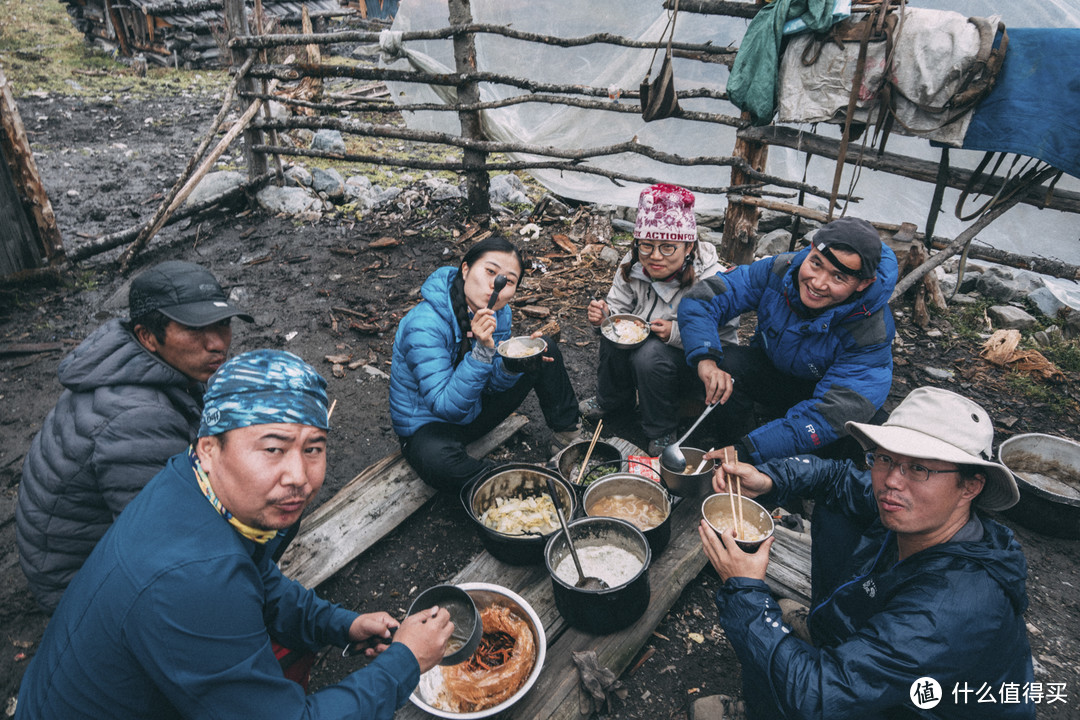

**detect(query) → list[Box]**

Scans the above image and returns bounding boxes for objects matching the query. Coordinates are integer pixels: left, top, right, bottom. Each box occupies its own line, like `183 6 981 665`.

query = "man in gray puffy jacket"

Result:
15 260 252 614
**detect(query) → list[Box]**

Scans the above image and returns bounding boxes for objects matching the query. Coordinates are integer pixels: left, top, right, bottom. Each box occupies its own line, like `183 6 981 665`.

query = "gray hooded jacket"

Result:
16 319 203 613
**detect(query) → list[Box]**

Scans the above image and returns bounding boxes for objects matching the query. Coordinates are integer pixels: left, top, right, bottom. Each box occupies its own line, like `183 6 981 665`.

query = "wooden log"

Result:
278 414 528 588
0 67 64 268
447 0 490 220
739 125 1080 216
720 110 768 265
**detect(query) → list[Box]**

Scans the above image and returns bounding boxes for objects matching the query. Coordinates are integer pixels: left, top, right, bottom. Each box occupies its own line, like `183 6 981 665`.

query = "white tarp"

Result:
385 1 1080 264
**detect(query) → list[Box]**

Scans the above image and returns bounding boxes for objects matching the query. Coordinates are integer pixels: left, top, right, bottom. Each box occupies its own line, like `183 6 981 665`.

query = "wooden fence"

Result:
218 0 1079 277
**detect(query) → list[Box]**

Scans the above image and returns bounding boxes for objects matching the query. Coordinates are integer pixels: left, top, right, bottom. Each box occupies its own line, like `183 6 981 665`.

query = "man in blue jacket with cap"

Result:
679 216 896 463
17 349 454 720
700 386 1034 719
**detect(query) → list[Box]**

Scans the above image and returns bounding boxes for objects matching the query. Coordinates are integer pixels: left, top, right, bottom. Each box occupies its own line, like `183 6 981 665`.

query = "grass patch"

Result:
1042 341 1080 374
1005 372 1076 416
0 0 228 97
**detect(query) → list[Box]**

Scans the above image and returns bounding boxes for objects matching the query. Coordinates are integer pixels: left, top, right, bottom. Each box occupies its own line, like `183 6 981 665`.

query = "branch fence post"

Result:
447 0 491 220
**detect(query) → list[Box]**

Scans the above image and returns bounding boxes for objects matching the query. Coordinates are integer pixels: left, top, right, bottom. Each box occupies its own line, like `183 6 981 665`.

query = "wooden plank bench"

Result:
395 436 812 720
279 413 529 588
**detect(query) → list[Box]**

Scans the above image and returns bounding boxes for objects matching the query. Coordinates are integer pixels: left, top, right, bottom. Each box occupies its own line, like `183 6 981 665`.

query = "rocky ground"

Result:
2 89 1080 719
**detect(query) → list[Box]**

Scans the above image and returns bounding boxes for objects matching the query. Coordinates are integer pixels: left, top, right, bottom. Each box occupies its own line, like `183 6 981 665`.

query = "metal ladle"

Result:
545 477 607 591
659 402 720 473
486 274 507 309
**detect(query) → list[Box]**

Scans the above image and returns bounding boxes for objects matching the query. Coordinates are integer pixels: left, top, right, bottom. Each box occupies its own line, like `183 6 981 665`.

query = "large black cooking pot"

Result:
581 472 672 556
461 463 578 565
544 516 651 634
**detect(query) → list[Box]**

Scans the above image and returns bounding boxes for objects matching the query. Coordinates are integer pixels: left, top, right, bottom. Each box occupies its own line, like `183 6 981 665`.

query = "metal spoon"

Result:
545 477 607 591
659 402 720 473
486 274 507 309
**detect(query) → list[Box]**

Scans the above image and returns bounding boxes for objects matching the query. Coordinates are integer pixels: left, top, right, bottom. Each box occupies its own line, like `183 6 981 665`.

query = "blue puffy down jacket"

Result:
678 246 897 462
389 266 520 438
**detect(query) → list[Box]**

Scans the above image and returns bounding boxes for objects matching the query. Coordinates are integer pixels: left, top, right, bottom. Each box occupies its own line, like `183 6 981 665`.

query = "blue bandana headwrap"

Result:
198 349 329 437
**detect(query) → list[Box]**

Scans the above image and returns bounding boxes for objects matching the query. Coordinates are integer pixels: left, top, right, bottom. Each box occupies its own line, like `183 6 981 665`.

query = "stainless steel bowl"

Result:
600 313 650 350
407 584 482 666
497 336 547 360
999 433 1080 539
659 446 715 497
702 493 775 553
410 583 547 719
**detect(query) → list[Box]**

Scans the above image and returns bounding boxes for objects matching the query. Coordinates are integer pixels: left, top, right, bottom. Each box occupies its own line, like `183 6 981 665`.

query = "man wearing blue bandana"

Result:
17 350 454 720
679 217 896 463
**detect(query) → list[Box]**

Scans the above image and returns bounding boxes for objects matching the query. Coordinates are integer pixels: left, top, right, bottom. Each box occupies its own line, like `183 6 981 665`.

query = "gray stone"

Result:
311 167 345 200
924 367 955 381
690 694 745 720
184 170 244 207
959 272 981 294
950 293 979 306
256 185 322 216
935 267 957 297
975 266 1045 303
1029 283 1080 320
988 304 1038 330
1045 325 1065 343
756 228 792 258
310 129 346 154
423 178 462 201
373 186 402 208
598 246 621 265
1033 330 1051 347
346 174 372 191
284 165 312 188
926 328 943 338
489 173 529 204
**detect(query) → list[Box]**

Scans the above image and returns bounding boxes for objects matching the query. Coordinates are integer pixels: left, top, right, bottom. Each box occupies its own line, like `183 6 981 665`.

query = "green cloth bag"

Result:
727 0 839 125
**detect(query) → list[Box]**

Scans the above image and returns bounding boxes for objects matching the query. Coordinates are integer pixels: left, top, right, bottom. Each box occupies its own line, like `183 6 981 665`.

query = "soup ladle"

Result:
659 401 720 473
545 477 608 591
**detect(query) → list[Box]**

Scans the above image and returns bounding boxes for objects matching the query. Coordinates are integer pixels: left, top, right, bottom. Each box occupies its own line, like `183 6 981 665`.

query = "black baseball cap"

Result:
129 261 253 327
812 217 882 280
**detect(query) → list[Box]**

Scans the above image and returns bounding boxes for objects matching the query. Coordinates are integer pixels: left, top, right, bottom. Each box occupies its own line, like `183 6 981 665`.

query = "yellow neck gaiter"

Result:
188 445 279 545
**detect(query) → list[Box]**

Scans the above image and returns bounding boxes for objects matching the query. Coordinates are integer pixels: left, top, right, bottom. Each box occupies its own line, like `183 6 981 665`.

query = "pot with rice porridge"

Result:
544 516 652 633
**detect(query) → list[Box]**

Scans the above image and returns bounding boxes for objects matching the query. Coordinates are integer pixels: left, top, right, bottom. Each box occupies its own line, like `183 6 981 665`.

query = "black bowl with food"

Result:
702 493 775 553
553 439 623 494
582 472 672 555
496 336 547 372
544 516 651 634
461 463 577 565
600 313 650 350
407 584 483 666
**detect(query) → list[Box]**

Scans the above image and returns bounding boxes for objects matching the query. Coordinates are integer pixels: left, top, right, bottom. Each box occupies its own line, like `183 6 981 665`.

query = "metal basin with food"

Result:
553 439 623 492
497 336 547 371
544 516 651 634
582 472 671 555
600 313 650 350
999 433 1080 539
410 582 547 719
407 584 483 666
659 446 716 498
461 463 577 565
702 493 775 553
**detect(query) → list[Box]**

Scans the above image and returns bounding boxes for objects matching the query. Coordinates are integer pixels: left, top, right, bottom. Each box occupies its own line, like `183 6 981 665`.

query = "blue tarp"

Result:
963 28 1080 180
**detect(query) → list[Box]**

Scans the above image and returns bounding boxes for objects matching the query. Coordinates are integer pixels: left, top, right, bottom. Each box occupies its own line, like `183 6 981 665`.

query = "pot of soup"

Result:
544 516 651 634
461 463 577 565
581 472 671 556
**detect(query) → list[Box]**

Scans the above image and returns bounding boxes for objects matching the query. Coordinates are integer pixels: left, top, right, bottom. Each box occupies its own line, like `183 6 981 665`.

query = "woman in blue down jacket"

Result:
390 236 581 491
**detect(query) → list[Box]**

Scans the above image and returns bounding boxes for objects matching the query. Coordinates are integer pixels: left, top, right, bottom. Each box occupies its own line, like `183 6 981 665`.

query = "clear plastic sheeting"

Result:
386 1 1080 264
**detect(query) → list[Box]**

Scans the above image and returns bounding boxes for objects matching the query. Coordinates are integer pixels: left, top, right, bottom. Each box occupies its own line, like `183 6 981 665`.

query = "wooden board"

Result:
279 414 529 588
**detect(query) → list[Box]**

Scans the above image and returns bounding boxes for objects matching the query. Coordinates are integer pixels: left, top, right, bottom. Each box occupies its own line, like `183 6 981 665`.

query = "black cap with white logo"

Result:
129 261 253 327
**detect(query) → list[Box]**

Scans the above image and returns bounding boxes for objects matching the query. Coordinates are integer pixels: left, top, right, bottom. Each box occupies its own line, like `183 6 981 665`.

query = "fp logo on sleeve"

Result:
911 677 942 709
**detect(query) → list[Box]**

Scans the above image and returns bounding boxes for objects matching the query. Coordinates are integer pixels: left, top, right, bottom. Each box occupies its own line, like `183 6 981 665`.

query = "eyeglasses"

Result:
636 241 680 257
866 452 960 483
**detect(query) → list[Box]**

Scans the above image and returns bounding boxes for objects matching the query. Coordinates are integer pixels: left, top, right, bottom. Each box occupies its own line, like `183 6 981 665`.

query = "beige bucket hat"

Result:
845 386 1020 511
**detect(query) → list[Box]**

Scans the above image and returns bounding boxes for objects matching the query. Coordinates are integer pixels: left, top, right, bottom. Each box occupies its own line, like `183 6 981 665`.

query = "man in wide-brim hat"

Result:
699 386 1034 719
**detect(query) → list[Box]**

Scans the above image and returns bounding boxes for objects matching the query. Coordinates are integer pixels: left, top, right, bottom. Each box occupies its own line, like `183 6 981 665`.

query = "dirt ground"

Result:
3 90 1080 719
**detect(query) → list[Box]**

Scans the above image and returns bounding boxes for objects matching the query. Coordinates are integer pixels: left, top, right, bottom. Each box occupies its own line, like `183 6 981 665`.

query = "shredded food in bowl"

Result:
500 338 541 358
480 495 560 535
603 318 648 344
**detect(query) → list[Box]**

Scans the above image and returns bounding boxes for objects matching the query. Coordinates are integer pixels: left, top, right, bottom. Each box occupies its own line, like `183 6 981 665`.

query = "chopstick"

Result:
575 419 603 485
327 398 338 421
724 447 738 537
692 447 715 475
729 445 745 534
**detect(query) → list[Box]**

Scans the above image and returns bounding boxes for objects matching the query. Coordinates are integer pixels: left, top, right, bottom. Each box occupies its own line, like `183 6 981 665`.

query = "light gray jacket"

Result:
605 240 739 349
15 319 203 614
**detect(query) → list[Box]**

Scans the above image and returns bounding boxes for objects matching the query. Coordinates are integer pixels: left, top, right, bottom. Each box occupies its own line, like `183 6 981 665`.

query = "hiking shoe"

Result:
551 424 587 449
647 433 676 458
578 396 606 421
